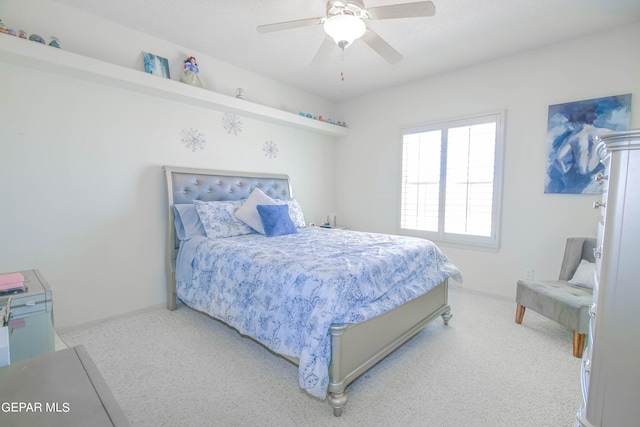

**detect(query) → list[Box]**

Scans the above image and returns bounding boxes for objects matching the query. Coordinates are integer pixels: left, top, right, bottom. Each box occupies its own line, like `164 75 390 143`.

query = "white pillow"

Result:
234 188 277 234
569 259 596 290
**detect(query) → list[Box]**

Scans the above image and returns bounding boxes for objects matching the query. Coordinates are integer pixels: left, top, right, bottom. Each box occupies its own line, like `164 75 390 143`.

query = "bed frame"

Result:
162 166 452 416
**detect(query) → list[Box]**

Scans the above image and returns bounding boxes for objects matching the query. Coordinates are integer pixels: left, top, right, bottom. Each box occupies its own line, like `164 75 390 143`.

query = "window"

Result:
399 112 504 250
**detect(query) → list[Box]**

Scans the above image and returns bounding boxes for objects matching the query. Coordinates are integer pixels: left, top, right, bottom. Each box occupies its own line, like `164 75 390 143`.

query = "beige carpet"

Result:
61 287 582 426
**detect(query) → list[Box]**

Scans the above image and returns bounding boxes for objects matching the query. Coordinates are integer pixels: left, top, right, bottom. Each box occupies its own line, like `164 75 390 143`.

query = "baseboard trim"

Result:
449 283 514 303
56 303 166 335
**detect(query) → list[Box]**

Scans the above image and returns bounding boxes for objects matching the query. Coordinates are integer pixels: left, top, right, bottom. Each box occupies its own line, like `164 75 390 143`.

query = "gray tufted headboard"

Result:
162 166 292 310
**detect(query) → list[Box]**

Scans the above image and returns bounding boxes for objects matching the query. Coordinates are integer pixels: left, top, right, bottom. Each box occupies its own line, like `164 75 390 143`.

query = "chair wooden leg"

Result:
573 332 586 358
515 304 526 324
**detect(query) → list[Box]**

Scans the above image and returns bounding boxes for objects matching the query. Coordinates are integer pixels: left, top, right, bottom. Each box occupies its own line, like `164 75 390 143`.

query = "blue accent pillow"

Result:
256 204 298 237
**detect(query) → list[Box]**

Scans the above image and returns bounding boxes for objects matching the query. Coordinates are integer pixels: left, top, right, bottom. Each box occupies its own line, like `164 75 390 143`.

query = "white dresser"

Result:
576 129 640 427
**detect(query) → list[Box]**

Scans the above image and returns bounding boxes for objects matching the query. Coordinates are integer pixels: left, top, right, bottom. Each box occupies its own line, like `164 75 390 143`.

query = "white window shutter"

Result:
399 111 504 250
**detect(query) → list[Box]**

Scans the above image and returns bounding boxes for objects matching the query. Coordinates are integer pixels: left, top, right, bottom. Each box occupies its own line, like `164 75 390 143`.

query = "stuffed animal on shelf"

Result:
180 56 205 88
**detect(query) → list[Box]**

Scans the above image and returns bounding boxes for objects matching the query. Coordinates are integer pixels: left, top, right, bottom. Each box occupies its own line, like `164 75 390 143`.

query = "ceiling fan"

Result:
257 0 436 65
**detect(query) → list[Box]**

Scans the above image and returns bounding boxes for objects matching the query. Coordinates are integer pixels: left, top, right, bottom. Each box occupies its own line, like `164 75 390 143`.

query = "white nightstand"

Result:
1 269 58 364
6 269 53 319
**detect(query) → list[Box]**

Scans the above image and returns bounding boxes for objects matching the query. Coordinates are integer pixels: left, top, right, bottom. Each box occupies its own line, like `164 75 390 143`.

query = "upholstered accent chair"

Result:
515 237 596 358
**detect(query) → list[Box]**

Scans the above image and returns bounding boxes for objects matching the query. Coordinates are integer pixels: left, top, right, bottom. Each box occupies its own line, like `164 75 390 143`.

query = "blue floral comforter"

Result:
176 227 462 399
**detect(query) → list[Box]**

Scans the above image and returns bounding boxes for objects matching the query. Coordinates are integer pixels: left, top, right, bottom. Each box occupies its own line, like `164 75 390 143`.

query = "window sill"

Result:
398 229 500 252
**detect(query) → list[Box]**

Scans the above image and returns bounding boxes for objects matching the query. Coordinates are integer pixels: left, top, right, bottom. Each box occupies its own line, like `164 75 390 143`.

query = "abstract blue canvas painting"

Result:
545 94 631 194
142 52 170 79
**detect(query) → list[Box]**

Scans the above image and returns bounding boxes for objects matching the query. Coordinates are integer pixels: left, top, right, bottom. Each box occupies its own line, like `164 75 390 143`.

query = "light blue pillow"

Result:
194 200 254 239
174 204 206 240
256 204 298 237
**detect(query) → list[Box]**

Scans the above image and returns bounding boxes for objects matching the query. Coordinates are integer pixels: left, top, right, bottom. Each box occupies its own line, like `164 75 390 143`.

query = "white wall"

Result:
0 2 340 329
0 0 337 116
335 23 640 300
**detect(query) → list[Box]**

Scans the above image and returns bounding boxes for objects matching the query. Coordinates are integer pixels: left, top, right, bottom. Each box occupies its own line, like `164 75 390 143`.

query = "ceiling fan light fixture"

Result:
323 14 366 48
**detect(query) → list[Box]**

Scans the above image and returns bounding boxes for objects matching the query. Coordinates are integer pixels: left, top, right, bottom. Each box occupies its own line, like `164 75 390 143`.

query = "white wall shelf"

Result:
0 35 348 138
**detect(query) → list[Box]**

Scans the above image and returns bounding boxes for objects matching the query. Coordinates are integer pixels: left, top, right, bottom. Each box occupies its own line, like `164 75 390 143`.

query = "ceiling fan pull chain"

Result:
341 48 345 82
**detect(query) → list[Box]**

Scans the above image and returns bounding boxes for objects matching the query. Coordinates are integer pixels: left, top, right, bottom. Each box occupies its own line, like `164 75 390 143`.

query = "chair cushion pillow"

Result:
569 259 596 290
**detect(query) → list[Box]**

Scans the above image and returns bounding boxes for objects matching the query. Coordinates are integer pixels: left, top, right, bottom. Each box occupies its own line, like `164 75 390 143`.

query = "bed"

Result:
162 166 462 416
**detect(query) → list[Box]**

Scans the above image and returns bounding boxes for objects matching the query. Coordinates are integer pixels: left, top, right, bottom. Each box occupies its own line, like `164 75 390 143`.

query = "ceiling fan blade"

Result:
361 29 403 64
367 1 435 20
310 37 335 69
257 17 324 33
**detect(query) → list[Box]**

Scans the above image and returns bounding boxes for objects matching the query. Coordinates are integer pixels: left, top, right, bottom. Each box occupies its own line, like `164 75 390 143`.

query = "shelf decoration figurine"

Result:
29 34 45 44
298 112 347 128
180 56 205 88
48 37 61 48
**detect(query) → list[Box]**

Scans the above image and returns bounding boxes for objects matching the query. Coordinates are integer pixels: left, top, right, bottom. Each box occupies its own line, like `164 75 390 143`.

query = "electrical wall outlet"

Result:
524 268 534 280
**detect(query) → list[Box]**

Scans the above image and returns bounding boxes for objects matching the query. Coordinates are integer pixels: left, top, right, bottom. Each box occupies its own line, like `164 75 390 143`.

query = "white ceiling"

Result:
53 0 640 102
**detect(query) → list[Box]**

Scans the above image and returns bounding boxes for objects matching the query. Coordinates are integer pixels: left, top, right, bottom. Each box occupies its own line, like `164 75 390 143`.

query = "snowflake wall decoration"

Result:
222 113 243 135
263 140 279 159
180 128 207 152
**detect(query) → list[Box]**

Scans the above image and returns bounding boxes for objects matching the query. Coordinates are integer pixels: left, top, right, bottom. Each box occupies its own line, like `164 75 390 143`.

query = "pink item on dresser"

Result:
0 273 24 291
